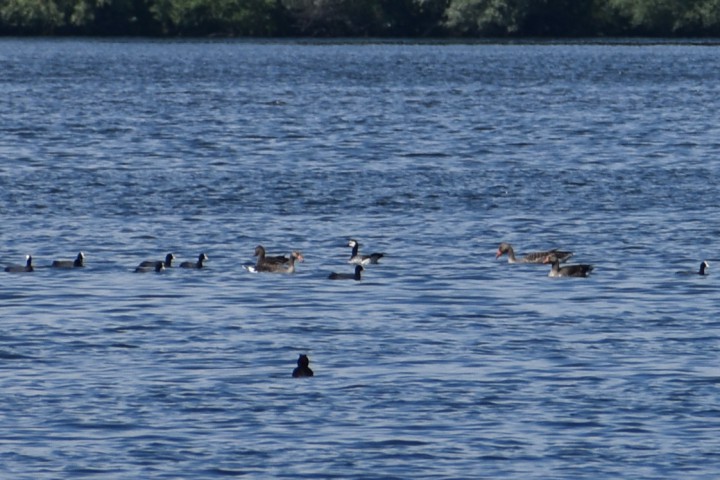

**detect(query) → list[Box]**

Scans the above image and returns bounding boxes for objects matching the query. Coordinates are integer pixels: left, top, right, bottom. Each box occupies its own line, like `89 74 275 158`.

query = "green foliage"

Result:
0 0 64 33
150 0 281 35
522 0 597 36
444 0 527 35
279 0 386 36
3 0 720 36
604 0 720 35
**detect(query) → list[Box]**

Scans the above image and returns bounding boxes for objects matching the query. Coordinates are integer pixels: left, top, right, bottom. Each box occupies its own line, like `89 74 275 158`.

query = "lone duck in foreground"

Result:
348 239 384 265
329 264 363 280
496 242 573 264
676 261 710 276
292 354 314 378
543 253 593 277
5 255 34 273
138 253 175 269
180 253 208 269
52 251 85 268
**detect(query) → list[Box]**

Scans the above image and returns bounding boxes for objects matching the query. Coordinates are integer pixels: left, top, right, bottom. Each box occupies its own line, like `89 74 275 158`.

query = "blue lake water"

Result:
1 38 719 479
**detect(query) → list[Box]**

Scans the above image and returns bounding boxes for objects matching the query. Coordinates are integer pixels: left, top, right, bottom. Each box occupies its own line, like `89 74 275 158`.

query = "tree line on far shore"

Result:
2 0 720 37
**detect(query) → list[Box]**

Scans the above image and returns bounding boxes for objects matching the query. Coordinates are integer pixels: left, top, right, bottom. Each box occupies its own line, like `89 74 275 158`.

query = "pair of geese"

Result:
497 243 710 277
496 242 592 277
4 252 85 272
246 239 384 280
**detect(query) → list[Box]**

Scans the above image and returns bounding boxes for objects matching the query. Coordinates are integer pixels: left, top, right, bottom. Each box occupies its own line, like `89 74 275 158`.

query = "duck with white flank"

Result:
5 255 34 273
52 251 85 268
253 251 304 274
329 265 363 280
543 253 593 278
496 242 573 264
179 253 208 269
138 253 175 269
348 239 383 265
254 245 289 269
676 261 710 276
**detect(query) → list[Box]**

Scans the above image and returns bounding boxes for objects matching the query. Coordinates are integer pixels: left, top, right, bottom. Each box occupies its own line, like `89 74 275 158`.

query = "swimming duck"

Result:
329 264 363 280
292 354 314 378
180 253 208 269
254 245 289 268
52 251 85 268
348 239 384 265
138 253 175 268
676 261 710 276
496 242 573 264
543 253 593 278
5 255 34 273
134 261 165 273
254 251 304 273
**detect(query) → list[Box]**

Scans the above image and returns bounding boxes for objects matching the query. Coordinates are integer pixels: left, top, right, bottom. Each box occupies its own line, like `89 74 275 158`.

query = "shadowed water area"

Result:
0 39 719 479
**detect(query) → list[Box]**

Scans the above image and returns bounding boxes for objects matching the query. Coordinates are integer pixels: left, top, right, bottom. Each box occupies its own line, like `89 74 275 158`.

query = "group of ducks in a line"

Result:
496 242 710 277
3 239 385 279
2 252 209 273
3 253 88 273
6 241 707 278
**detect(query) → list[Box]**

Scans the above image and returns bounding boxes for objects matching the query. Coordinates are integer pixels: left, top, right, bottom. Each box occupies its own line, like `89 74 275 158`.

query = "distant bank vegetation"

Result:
2 0 720 37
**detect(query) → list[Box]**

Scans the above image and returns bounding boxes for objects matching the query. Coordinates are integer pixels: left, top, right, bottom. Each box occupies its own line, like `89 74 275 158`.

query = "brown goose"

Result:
496 242 573 264
254 245 289 268
52 251 85 268
254 251 304 274
543 253 593 278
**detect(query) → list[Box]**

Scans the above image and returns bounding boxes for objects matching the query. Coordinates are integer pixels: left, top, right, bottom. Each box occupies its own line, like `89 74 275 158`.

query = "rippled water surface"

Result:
1 39 719 479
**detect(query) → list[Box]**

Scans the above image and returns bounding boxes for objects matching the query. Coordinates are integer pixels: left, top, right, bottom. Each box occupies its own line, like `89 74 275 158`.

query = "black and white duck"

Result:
328 264 363 280
134 261 165 273
180 253 208 269
138 253 175 269
5 255 33 273
348 239 384 265
676 261 709 276
52 251 85 268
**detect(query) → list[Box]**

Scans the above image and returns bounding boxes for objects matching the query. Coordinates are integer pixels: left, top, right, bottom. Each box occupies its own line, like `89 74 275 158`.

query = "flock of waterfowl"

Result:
496 242 710 277
3 240 709 278
4 240 709 380
2 239 386 279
